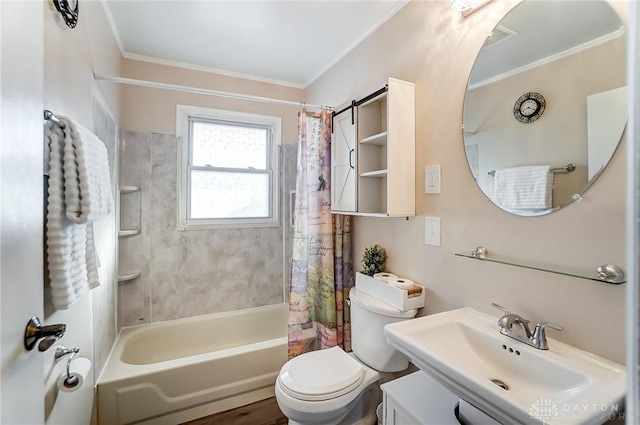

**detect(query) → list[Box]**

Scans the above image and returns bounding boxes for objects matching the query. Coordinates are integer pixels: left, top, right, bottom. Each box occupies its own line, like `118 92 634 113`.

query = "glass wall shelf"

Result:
455 249 625 285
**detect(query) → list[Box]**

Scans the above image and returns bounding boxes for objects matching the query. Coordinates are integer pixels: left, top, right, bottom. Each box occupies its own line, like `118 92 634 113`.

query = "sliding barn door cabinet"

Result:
331 77 415 217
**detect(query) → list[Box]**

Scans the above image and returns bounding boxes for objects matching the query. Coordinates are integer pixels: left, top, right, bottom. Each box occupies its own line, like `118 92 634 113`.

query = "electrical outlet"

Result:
425 165 441 194
425 217 440 246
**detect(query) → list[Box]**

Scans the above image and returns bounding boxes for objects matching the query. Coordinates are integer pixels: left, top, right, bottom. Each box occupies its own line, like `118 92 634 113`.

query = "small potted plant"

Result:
361 244 387 276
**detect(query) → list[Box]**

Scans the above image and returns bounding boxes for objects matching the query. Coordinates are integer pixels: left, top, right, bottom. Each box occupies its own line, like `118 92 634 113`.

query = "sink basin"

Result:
384 308 625 425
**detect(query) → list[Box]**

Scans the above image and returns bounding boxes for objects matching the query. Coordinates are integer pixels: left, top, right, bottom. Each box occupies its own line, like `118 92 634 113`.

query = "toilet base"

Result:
284 383 381 425
336 383 381 425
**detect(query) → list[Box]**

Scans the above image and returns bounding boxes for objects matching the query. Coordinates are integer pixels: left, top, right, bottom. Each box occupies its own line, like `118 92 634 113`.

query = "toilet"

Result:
275 287 418 425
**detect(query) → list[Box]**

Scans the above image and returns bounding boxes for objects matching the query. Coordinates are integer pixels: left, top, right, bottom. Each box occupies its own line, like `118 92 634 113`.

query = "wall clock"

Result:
53 0 79 29
513 92 546 123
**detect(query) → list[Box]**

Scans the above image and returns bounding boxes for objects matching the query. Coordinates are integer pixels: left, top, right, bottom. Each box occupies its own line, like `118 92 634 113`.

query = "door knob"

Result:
24 317 66 351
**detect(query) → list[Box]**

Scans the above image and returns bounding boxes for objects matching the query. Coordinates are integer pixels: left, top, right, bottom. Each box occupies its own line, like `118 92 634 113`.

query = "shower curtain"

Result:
287 108 354 358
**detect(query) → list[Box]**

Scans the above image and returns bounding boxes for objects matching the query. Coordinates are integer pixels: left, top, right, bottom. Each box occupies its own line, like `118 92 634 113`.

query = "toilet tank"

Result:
349 288 418 372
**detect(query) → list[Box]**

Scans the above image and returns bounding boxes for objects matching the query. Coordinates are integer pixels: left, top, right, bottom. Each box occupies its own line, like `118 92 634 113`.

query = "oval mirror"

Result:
462 0 627 216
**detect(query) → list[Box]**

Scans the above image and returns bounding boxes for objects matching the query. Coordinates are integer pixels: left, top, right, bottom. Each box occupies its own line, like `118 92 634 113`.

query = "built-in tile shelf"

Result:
117 271 141 283
455 248 625 285
118 186 141 283
118 229 139 237
118 185 141 237
119 185 139 195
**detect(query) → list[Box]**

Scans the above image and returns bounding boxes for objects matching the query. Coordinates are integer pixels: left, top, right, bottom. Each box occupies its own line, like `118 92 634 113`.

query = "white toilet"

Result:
275 287 418 425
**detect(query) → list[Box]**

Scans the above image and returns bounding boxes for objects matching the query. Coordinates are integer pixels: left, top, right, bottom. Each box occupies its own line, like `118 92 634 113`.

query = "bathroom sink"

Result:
384 308 625 425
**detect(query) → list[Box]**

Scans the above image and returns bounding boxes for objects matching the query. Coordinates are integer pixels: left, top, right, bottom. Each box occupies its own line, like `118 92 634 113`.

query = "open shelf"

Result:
455 251 625 284
360 169 388 178
119 185 141 238
119 185 140 194
355 211 388 217
117 271 141 283
118 229 140 237
360 131 387 146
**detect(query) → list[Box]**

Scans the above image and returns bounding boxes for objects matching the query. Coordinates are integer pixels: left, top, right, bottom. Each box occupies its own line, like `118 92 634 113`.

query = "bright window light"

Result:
176 105 281 229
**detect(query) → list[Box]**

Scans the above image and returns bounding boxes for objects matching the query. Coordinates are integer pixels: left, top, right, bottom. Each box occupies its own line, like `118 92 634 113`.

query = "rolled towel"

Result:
60 116 113 224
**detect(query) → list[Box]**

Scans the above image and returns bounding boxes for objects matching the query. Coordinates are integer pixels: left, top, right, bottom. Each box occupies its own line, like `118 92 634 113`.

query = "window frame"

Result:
176 105 281 230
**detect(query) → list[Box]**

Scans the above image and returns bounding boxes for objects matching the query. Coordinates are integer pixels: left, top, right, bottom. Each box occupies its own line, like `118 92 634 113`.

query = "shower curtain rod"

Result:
94 74 332 111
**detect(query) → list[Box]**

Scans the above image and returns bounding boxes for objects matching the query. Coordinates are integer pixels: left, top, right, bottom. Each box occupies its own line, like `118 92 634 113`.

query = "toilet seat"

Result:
278 347 364 401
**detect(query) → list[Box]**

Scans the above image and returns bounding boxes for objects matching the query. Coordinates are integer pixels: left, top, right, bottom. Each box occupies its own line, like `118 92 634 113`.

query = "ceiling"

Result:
469 0 624 87
103 0 409 88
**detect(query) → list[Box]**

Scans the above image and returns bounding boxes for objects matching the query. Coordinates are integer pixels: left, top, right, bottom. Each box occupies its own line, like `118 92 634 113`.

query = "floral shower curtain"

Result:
287 108 354 358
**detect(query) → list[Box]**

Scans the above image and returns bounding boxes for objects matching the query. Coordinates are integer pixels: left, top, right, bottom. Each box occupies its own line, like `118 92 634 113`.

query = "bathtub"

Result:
97 303 288 425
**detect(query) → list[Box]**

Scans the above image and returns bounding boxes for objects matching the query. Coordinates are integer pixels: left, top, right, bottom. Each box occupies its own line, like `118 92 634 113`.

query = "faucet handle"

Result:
531 322 564 350
491 303 511 315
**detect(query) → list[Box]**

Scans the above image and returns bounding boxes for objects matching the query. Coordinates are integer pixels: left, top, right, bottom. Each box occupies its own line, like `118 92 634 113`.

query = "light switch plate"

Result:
425 165 441 193
425 217 441 246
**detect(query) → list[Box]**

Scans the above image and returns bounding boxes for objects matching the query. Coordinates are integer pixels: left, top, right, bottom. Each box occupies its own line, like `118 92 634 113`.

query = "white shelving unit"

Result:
331 77 415 217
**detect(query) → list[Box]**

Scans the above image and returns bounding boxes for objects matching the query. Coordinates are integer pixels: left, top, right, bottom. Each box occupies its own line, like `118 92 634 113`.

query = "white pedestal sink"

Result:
384 307 625 425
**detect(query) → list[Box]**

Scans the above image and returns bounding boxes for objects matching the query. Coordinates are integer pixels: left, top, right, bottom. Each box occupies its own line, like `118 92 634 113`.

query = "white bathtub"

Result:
97 303 288 425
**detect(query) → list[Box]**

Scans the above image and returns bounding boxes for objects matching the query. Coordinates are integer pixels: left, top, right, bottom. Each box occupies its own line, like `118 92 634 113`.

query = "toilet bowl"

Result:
275 347 381 425
276 288 418 425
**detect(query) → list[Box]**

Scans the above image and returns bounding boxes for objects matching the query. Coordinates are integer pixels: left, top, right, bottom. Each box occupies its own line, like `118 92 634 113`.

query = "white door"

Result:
1 1 46 423
627 3 640 422
331 107 357 212
587 86 627 180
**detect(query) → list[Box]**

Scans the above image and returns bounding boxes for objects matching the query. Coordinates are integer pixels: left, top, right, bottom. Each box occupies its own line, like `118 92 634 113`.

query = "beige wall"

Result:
306 0 627 364
43 0 121 423
119 59 303 144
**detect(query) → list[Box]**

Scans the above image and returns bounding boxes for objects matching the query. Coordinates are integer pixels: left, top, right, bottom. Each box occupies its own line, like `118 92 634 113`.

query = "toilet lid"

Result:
278 346 364 401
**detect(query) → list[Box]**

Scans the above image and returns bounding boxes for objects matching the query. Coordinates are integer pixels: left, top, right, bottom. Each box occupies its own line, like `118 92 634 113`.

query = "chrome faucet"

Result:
491 303 563 350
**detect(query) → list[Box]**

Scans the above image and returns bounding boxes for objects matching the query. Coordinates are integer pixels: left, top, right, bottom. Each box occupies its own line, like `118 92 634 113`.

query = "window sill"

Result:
177 220 280 231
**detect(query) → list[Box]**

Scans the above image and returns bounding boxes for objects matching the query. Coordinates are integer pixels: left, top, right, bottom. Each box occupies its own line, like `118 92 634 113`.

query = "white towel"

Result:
45 122 102 310
493 165 553 211
60 116 113 224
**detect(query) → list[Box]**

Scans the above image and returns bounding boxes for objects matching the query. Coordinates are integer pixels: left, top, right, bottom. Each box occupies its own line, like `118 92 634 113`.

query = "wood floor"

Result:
181 397 288 425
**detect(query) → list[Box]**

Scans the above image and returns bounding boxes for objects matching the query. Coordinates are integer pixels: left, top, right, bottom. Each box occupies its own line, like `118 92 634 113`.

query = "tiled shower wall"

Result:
91 99 118 373
118 131 296 327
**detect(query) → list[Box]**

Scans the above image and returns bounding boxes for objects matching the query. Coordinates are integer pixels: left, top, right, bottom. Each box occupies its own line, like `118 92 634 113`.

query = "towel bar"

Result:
488 163 575 177
44 110 66 129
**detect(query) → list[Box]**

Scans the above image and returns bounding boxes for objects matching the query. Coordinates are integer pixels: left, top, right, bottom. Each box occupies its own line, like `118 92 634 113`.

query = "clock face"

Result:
513 92 546 123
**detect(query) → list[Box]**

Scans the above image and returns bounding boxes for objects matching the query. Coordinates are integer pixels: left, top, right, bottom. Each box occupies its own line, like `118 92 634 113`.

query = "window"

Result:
177 105 280 229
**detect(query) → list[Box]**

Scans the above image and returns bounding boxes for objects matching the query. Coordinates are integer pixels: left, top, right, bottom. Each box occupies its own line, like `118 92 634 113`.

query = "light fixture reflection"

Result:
451 0 491 13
